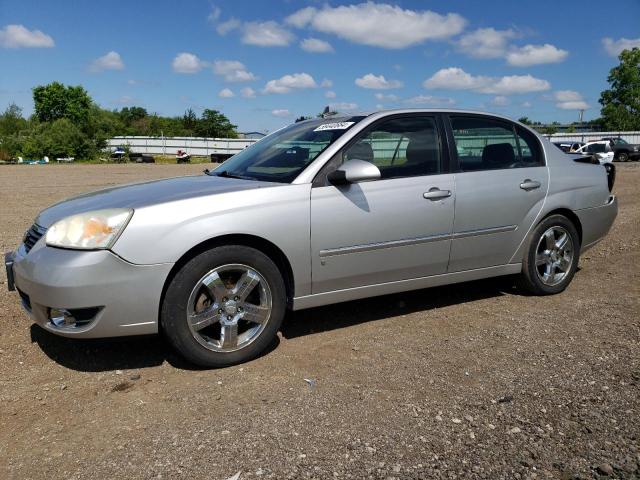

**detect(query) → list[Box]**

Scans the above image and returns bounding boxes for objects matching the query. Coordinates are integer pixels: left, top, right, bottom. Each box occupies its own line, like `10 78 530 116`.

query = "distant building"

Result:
238 131 266 140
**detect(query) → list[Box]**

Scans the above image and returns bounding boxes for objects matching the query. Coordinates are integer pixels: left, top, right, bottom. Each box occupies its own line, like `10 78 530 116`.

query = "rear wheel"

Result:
161 245 286 367
617 152 629 162
518 215 580 295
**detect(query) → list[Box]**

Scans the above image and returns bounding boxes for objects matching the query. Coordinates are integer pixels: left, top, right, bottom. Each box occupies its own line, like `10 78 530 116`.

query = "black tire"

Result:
161 245 286 367
518 214 581 295
617 152 629 162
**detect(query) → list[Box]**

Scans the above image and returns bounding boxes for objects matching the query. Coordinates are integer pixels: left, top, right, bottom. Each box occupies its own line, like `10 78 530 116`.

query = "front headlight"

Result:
45 209 133 250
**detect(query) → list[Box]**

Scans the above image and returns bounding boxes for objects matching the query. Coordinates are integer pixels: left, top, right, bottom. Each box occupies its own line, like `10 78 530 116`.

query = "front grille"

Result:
23 224 47 253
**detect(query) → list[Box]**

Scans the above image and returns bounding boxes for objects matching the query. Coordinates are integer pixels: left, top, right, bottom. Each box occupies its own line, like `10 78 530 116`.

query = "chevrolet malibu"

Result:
5 110 618 367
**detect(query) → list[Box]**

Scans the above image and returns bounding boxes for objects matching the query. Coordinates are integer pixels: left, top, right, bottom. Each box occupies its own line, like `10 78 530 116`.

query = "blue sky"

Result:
1 0 639 132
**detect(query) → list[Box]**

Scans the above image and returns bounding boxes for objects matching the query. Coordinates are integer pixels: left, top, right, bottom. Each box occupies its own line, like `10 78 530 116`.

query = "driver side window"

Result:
341 116 441 180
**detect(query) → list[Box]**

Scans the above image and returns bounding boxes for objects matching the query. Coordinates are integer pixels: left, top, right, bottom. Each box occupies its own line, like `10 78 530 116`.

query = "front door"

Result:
310 115 456 293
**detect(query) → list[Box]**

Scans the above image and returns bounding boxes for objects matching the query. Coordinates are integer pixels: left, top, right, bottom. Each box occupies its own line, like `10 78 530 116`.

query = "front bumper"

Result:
576 195 618 252
8 241 173 338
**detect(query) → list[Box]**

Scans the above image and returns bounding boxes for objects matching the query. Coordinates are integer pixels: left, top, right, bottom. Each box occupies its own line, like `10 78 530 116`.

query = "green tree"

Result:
119 106 148 127
517 116 532 125
599 48 640 130
195 109 237 138
0 103 28 135
32 82 92 128
182 108 197 131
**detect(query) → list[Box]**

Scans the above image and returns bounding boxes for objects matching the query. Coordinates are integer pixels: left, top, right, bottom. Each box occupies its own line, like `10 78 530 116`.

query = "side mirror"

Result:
328 159 381 185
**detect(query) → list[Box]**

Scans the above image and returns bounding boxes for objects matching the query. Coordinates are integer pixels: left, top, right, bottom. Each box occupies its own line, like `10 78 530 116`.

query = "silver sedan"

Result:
5 110 618 367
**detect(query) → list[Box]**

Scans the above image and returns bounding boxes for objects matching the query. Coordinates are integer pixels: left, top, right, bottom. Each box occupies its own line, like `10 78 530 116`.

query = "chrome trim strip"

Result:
319 225 517 258
319 232 452 258
452 224 517 239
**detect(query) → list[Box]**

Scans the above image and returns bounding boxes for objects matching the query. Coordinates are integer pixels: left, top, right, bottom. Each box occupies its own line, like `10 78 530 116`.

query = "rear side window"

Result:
450 116 542 171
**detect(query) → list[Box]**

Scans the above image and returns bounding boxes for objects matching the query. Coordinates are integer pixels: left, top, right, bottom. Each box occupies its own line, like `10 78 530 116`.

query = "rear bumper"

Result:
576 195 618 252
9 241 173 338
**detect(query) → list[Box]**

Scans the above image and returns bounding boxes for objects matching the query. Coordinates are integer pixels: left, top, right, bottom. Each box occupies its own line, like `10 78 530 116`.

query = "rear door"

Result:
445 115 548 272
310 114 455 293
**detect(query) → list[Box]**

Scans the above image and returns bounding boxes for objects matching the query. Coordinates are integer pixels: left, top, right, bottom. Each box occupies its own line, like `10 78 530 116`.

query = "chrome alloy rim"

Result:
186 264 272 352
535 226 574 286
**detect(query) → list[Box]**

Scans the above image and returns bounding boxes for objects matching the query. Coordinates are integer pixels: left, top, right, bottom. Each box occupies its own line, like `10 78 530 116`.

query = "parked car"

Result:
110 147 155 163
5 110 617 367
600 137 640 162
574 141 614 164
552 142 572 152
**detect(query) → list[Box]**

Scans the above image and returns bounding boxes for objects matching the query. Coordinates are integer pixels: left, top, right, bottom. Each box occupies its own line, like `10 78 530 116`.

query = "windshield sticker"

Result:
313 122 355 132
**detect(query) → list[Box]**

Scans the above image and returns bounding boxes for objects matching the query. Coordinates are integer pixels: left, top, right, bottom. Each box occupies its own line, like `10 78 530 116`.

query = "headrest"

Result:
482 143 515 167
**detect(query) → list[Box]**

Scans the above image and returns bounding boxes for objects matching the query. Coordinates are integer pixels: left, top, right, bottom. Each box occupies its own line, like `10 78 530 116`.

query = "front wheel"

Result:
161 246 286 367
617 152 629 162
518 215 580 295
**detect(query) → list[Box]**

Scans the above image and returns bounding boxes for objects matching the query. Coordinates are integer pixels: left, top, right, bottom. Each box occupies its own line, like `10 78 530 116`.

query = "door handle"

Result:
520 179 541 191
423 188 451 200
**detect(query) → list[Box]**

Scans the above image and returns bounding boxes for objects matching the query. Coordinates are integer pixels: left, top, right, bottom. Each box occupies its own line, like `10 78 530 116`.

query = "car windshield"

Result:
615 138 628 145
210 116 365 183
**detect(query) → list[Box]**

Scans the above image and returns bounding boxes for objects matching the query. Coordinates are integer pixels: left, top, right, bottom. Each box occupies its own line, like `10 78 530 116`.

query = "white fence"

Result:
107 131 640 158
543 131 640 144
107 136 258 157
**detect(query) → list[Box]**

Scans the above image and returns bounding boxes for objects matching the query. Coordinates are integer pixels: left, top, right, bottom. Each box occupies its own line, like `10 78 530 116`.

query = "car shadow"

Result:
31 276 518 372
29 325 280 372
281 276 517 339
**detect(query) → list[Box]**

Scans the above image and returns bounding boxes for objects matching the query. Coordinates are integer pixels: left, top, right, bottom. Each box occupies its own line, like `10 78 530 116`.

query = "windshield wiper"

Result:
208 170 256 180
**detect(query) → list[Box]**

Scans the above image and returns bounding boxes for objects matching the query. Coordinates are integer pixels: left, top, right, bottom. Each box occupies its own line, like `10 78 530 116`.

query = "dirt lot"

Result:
0 163 638 480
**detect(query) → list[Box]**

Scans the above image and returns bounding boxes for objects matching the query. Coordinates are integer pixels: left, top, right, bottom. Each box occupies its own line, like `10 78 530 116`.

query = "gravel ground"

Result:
0 163 638 480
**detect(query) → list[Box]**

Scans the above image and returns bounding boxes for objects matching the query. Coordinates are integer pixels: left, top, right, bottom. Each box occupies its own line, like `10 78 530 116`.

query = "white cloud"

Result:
217 18 241 35
240 87 256 98
423 67 550 95
506 44 568 67
324 90 336 99
456 28 516 59
479 75 551 95
374 93 399 102
491 95 509 106
263 72 317 94
300 38 334 53
208 6 221 23
285 7 317 28
553 90 589 110
355 73 403 90
90 51 125 72
287 3 466 49
172 52 205 73
602 37 640 57
114 95 136 105
404 95 456 106
554 90 582 102
320 78 333 88
272 109 291 117
423 67 487 90
218 88 235 98
556 101 589 110
329 102 359 111
522 101 532 108
0 24 54 48
212 60 256 82
242 21 293 47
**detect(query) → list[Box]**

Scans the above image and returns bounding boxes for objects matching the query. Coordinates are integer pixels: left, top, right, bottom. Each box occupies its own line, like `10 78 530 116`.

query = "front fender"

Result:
112 183 312 296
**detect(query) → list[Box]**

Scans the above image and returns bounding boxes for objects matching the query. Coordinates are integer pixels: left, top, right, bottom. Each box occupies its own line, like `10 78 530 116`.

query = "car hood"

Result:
35 174 273 228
